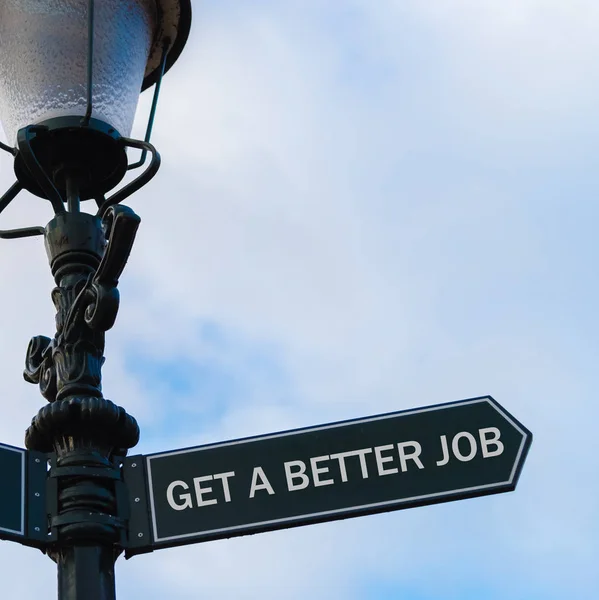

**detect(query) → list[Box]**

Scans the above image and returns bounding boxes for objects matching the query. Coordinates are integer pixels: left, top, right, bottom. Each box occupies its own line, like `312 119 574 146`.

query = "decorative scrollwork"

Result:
24 205 141 459
24 335 56 402
23 205 140 405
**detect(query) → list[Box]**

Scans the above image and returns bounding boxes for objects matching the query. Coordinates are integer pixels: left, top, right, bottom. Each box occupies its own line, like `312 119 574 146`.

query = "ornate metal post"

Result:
22 189 141 600
0 3 192 597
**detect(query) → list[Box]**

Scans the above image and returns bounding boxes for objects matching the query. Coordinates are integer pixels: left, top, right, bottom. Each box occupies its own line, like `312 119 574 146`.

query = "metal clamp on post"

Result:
46 453 128 550
49 466 123 480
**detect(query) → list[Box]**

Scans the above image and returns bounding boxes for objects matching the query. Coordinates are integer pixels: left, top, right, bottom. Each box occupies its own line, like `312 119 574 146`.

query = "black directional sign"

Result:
0 443 25 538
0 443 47 547
124 396 532 554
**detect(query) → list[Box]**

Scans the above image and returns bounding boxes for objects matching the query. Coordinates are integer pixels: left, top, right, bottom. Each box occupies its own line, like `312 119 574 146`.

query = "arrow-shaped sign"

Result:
124 395 532 555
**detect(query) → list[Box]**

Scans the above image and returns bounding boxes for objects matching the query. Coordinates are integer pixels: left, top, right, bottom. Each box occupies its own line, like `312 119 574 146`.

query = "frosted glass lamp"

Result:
0 0 191 204
0 0 190 143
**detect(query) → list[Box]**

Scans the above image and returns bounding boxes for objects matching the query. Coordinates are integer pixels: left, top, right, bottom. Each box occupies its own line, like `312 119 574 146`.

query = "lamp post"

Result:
0 1 191 599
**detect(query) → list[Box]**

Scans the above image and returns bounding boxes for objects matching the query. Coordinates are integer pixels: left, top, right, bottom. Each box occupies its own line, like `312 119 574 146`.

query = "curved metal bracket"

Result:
17 125 65 214
97 138 160 217
128 41 169 171
0 140 17 156
0 226 45 240
0 181 23 214
0 181 45 239
0 132 158 237
82 0 95 126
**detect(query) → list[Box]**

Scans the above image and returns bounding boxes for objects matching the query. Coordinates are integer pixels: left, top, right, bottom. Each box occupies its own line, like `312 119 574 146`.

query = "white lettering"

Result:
397 441 424 471
249 466 275 498
436 435 450 466
374 444 398 476
452 432 477 462
166 480 193 511
479 427 504 458
213 471 235 503
355 448 372 479
330 449 372 482
193 475 218 506
330 451 351 482
310 455 334 487
284 460 310 491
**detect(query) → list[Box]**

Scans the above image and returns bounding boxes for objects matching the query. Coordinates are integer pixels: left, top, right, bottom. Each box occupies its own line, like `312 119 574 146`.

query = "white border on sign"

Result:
147 396 529 544
0 443 26 536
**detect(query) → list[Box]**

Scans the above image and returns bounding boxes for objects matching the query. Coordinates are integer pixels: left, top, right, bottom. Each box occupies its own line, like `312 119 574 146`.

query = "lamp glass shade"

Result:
0 0 156 144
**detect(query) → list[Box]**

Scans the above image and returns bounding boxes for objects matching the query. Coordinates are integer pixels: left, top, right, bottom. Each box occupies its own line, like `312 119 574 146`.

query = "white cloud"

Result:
0 1 596 599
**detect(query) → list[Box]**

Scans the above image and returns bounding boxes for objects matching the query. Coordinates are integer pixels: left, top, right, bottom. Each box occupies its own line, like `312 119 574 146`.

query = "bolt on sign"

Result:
124 395 532 555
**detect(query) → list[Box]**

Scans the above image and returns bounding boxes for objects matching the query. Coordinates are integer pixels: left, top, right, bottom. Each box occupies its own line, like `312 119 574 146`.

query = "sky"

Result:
0 0 597 598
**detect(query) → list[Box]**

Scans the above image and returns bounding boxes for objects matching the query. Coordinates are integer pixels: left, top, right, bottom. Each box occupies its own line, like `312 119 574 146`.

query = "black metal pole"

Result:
66 174 80 213
58 545 118 600
23 183 141 600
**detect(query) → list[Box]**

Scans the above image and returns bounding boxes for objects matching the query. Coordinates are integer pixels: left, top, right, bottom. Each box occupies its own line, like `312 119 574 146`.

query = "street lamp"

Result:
0 1 191 599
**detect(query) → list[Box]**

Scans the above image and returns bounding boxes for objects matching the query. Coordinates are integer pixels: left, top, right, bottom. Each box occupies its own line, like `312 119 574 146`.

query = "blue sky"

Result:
0 0 597 598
